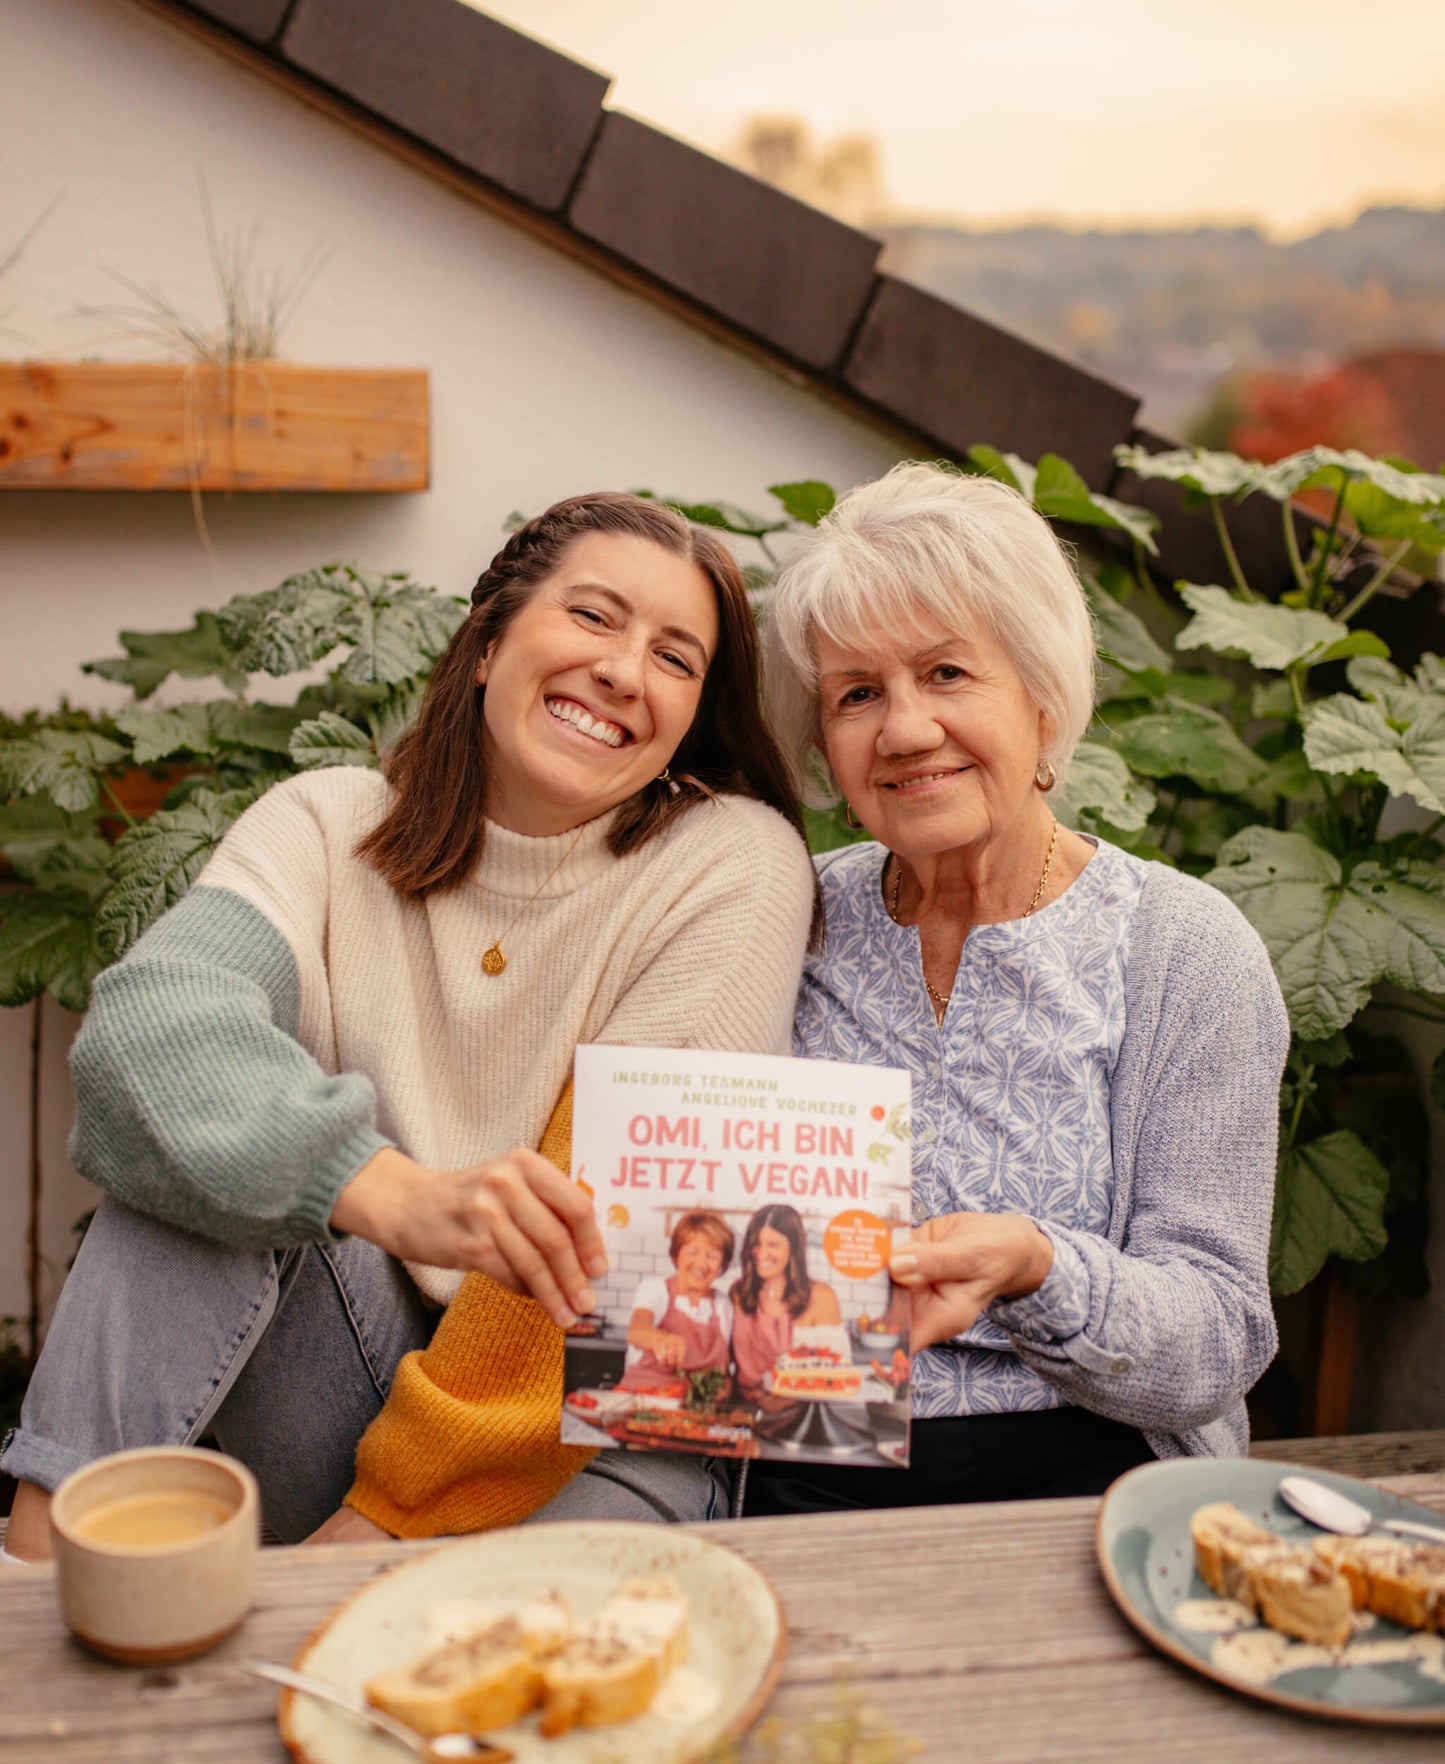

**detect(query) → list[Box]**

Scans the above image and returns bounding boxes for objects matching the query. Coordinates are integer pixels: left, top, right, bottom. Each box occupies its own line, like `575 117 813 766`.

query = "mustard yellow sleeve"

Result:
344 1086 597 1537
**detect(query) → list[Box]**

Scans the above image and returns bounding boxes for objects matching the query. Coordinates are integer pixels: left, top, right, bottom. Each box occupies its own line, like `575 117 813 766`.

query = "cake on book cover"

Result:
561 1046 913 1469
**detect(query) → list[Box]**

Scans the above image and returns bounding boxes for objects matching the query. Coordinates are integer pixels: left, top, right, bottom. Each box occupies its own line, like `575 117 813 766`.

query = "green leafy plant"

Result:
684 1366 728 1412
9 450 1445 1310
644 450 1445 1306
0 565 465 1013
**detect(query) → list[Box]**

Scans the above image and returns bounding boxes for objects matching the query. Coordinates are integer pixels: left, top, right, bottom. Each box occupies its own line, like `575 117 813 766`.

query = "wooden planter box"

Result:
0 361 428 492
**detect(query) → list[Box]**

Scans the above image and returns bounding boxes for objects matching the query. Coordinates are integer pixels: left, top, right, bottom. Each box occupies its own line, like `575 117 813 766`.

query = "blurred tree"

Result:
730 114 887 226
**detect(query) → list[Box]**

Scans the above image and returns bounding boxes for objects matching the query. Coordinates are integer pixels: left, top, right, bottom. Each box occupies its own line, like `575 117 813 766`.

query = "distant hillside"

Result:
878 206 1445 439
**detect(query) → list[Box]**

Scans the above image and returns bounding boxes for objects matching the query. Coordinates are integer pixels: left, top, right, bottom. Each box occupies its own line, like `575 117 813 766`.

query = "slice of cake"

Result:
365 1612 546 1737
538 1575 689 1738
1190 1502 1354 1648
1315 1534 1445 1631
770 1324 862 1398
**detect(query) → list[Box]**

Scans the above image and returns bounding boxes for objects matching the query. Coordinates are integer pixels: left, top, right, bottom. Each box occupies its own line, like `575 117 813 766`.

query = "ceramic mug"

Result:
50 1446 260 1664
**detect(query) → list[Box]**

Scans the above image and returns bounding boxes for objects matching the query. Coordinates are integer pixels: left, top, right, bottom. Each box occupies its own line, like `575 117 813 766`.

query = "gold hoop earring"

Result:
657 766 671 784
843 803 863 829
1035 759 1057 792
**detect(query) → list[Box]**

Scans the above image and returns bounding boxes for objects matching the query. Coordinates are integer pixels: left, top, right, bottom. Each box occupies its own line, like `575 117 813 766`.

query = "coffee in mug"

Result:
50 1446 260 1664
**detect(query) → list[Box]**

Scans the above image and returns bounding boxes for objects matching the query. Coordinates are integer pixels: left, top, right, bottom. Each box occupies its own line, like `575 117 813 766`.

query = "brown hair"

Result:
669 1210 735 1273
733 1204 814 1319
357 491 818 933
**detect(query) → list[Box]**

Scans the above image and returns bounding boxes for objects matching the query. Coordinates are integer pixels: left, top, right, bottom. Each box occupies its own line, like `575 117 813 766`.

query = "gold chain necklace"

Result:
887 818 1060 1015
474 825 587 975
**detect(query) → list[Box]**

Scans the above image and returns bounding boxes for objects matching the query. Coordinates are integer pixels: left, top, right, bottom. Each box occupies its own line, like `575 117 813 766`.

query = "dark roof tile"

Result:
844 276 1138 488
280 0 609 211
180 0 292 42
568 113 880 372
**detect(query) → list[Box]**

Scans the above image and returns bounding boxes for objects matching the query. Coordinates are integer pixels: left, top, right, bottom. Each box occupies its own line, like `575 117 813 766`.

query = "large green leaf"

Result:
288 712 376 770
207 700 307 755
94 789 253 960
1312 630 1391 666
112 700 306 766
1053 741 1156 833
114 703 218 765
1175 583 1349 671
1303 695 1445 814
336 571 466 687
1270 1129 1390 1294
1343 481 1445 554
0 797 110 896
1346 653 1445 724
768 481 836 526
1206 827 1445 1038
0 730 129 812
1257 446 1445 510
1112 444 1263 499
1253 744 1325 805
1032 455 1159 554
217 570 354 675
82 612 248 699
363 678 427 750
634 493 789 539
966 444 1035 499
0 891 105 1013
1084 576 1172 675
1111 707 1267 794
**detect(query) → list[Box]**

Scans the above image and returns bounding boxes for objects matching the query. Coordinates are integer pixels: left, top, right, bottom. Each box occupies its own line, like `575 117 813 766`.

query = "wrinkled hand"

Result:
649 1329 689 1372
331 1146 607 1330
889 1211 1053 1353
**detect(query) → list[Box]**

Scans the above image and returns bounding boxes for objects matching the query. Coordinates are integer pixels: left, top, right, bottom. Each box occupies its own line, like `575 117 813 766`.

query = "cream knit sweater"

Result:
70 768 817 1305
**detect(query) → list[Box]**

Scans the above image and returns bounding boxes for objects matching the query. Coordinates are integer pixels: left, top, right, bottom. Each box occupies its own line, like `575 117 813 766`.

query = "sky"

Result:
477 0 1445 237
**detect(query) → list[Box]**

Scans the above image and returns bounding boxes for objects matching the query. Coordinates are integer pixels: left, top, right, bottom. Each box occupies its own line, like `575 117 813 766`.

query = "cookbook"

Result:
561 1045 913 1468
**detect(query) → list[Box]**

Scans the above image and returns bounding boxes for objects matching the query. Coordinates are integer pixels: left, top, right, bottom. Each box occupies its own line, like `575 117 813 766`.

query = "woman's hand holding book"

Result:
332 1146 608 1329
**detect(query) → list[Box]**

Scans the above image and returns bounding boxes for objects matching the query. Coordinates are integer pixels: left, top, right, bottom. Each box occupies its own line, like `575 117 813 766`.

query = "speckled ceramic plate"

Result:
278 1522 785 1764
1097 1456 1445 1726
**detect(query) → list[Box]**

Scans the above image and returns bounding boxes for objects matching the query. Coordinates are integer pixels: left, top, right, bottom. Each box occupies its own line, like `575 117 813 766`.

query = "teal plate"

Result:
1096 1457 1445 1726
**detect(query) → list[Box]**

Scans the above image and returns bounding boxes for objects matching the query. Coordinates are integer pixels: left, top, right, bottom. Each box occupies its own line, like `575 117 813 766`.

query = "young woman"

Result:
730 1203 840 1395
3 493 818 1559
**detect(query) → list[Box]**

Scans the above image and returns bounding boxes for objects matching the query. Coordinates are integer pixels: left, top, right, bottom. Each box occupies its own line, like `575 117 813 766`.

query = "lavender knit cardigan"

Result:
985 859 1290 1458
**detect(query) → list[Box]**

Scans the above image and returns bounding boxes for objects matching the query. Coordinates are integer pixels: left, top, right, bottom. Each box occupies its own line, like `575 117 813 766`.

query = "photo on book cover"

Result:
561 1045 913 1468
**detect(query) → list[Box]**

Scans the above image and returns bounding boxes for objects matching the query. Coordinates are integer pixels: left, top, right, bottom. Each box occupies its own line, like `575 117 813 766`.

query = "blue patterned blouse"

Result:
794 835 1148 1419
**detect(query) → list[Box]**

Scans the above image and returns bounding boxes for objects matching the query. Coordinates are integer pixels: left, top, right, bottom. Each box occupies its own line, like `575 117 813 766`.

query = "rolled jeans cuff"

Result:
0 1425 91 1495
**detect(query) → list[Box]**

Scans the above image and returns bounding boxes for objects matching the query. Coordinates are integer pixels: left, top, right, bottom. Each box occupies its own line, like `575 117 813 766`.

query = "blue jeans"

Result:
1 1199 728 1541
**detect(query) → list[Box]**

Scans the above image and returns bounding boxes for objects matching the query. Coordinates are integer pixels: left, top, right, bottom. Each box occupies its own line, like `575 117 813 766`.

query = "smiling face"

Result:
816 619 1050 866
476 533 719 837
751 1225 793 1285
674 1231 726 1298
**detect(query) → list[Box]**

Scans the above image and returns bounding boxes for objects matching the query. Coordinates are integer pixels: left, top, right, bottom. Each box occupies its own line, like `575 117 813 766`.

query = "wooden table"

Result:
5 1473 1445 1763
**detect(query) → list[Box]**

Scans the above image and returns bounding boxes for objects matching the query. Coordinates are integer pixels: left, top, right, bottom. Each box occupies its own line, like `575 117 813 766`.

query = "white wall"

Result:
0 0 903 1331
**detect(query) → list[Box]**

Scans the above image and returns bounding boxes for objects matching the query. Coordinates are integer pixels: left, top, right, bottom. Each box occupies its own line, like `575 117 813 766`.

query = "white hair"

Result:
763 461 1097 806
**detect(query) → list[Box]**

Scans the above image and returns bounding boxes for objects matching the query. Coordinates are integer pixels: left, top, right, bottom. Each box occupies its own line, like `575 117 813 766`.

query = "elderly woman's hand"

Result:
889 1212 1054 1353
331 1146 608 1330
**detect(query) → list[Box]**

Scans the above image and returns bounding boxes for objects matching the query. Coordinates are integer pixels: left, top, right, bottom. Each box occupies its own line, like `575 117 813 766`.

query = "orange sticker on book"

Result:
823 1209 892 1279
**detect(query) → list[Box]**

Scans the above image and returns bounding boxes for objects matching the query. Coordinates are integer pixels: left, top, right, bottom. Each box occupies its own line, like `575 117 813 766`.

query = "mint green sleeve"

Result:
68 885 390 1247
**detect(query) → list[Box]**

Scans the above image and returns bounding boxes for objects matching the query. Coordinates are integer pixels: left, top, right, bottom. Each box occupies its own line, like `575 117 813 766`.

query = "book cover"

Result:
561 1045 913 1468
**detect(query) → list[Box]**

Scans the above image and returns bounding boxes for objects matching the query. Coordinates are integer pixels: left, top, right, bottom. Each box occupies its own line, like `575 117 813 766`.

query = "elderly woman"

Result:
750 462 1287 1515
621 1210 736 1393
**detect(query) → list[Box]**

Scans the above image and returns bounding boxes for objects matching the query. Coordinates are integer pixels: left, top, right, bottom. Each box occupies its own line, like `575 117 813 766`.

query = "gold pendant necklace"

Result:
475 824 587 975
886 817 1060 1017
